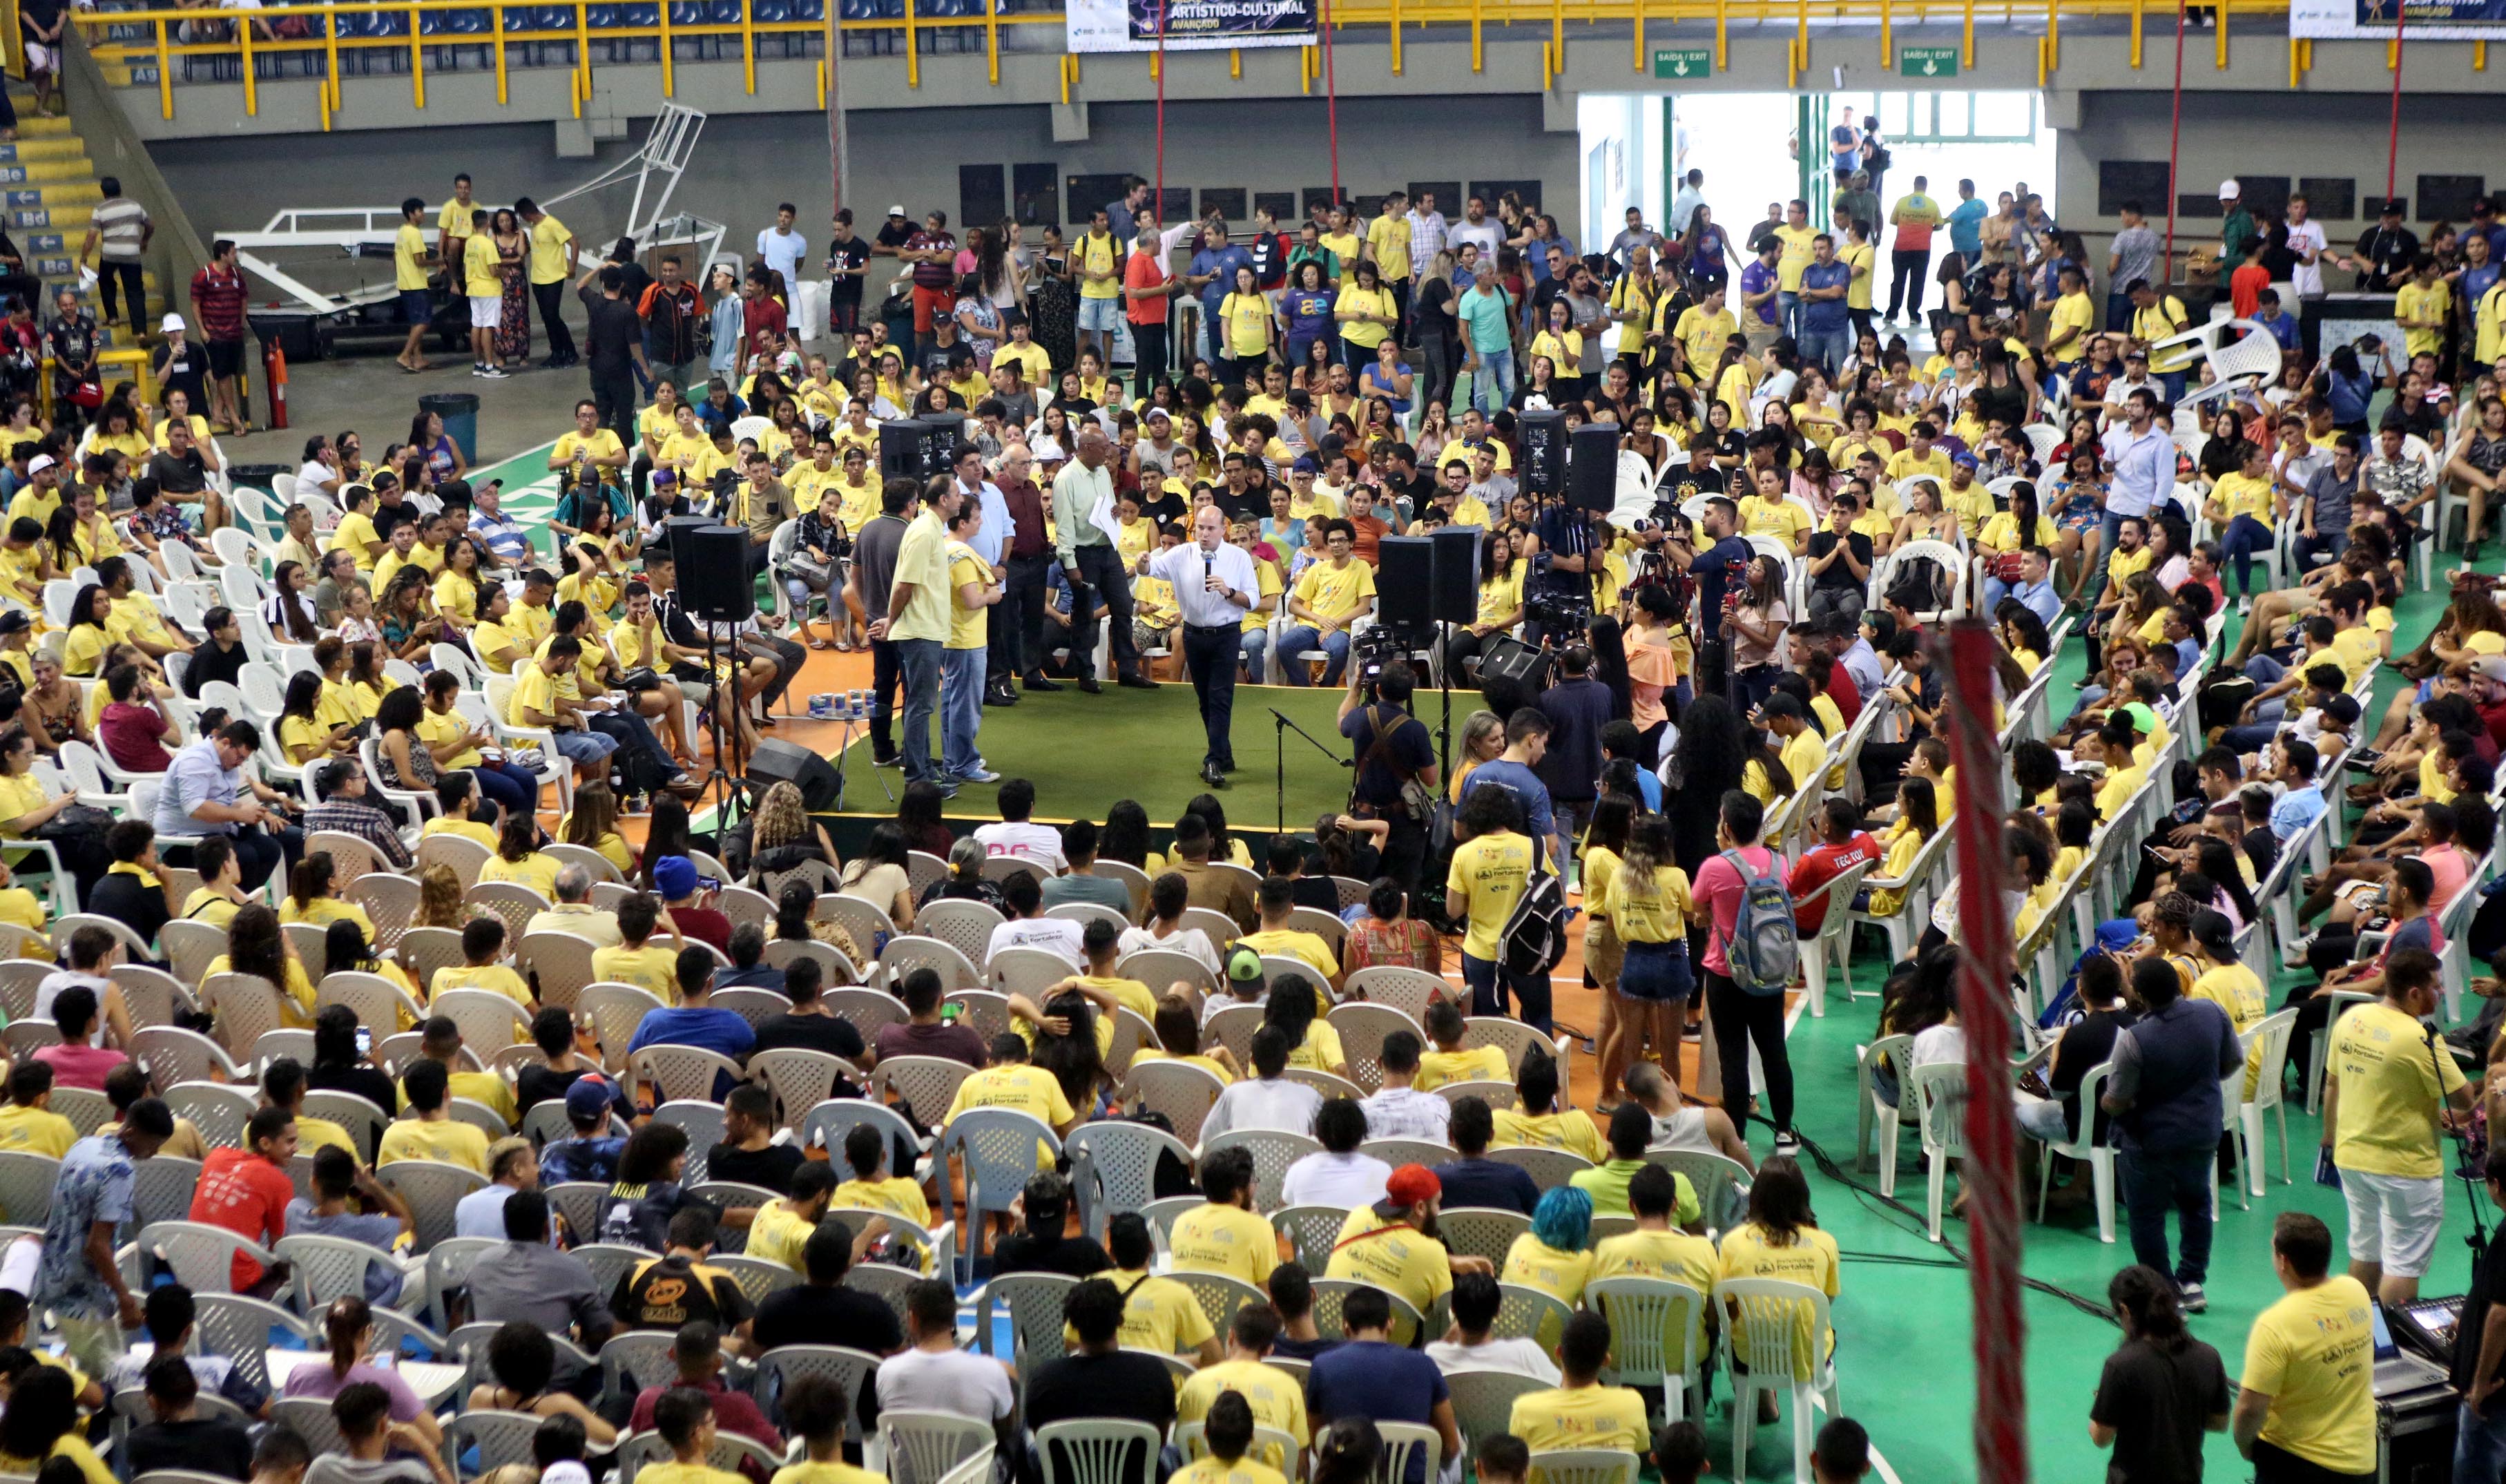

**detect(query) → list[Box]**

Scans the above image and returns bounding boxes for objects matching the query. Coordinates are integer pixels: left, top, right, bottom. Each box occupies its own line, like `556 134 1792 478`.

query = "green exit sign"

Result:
1651 46 1712 79
1899 45 1959 76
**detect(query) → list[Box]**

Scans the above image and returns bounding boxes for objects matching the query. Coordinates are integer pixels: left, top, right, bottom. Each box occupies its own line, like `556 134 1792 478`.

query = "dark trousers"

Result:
868 637 901 761
1068 544 1141 675
98 260 146 334
896 637 944 783
533 280 579 364
590 368 637 449
1417 336 1455 419
2251 1440 2375 1484
1181 623 1240 767
1381 815 1429 898
745 630 803 711
1131 322 1168 387
2120 1142 2215 1286
1464 950 1552 1034
1003 552 1052 679
1886 248 1929 320
1706 968 1794 1132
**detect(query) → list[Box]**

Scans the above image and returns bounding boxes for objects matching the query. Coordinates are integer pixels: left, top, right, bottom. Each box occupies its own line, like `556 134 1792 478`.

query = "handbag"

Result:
786 553 832 588
1992 550 2026 584
617 667 662 693
35 802 114 838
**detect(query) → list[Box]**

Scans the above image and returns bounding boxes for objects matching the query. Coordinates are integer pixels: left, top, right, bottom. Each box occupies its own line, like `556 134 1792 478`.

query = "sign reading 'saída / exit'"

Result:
1899 44 1959 75
1651 46 1711 77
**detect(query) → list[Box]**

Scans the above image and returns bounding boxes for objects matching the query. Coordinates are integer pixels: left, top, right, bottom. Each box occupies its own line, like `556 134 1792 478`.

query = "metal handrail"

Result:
77 0 2308 127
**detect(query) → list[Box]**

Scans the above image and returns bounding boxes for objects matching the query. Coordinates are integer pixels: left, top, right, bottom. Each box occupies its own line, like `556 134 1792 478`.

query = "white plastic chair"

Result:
1715 1276 1843 1484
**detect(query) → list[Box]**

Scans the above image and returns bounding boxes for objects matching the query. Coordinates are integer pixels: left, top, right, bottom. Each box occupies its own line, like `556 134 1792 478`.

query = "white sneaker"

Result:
2177 1282 2207 1313
2237 597 2253 617
479 366 509 380
2281 931 2317 969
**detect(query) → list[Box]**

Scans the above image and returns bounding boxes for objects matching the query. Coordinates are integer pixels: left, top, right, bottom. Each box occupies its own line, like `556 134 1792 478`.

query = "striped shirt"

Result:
91 197 151 262
1405 208 1449 264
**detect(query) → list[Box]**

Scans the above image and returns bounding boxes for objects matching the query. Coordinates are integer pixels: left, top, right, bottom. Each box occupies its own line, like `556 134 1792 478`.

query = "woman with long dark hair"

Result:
894 781 954 859
838 821 915 932
1099 800 1151 869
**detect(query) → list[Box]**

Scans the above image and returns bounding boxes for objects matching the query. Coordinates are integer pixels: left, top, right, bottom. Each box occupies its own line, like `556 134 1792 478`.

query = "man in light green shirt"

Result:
1568 1102 1701 1225
1886 175 1945 325
884 478 962 793
1050 422 1156 694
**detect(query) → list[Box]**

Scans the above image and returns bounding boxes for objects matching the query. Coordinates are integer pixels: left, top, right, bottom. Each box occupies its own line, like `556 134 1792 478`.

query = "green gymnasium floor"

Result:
1783 550 2489 1484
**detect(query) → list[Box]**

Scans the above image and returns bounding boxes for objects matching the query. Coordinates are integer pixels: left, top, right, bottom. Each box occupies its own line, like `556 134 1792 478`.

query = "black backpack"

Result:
1499 866 1575 978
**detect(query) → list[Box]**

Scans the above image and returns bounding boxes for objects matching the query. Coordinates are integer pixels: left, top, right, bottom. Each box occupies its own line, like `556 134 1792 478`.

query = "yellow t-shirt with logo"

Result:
1735 495 1809 549
479 849 562 901
376 1116 491 1173
395 224 430 291
432 961 533 1008
329 510 380 571
1716 1222 1840 1378
1491 1107 1605 1163
1508 1383 1651 1455
946 541 991 653
1167 1202 1280 1284
0 1102 75 1158
592 942 682 1005
1415 1044 1510 1092
2394 279 2447 358
2329 1000 2467 1177
1673 305 1736 374
1076 233 1121 300
1773 224 1816 291
943 1063 1074 1131
1292 559 1376 624
747 1199 818 1271
2210 470 2274 524
1178 1360 1307 1472
528 213 573 285
1447 831 1534 961
2047 290 2096 354
1063 1267 1214 1356
2242 1275 2376 1476
1322 1206 1451 1323
1590 1228 1719 1292
1170 1459 1286 1484
1500 1233 1594 1306
1365 215 1412 282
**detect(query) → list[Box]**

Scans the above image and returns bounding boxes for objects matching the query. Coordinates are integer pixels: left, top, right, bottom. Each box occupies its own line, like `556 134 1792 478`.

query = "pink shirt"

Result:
2423 842 2470 916
33 1042 130 1091
1692 844 1780 977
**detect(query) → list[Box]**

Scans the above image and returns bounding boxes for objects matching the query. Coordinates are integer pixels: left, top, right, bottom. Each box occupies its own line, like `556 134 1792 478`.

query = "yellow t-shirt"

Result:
1447 831 1534 961
1178 1361 1307 1473
432 961 534 1008
1717 1222 1841 1378
946 541 990 653
1597 863 1691 945
1220 293 1273 358
280 896 376 937
648 1464 745 1484
1590 1228 1720 1292
415 708 486 773
375 1116 491 1173
1840 240 1876 311
1476 563 1525 628
1167 1202 1280 1284
1074 232 1121 300
2330 1000 2468 1177
0 1102 75 1158
2242 1276 2377 1476
1500 1233 1594 1306
1322 1206 1451 1322
463 233 503 298
2394 279 2447 358
527 212 573 285
1415 1044 1510 1092
1364 215 1412 282
1508 1384 1651 1455
592 942 682 1005
1170 1459 1287 1484
479 849 562 900
1063 1266 1215 1356
1673 305 1736 375
1773 224 1816 291
181 888 242 929
1529 329 1583 378
2209 470 2275 524
505 663 563 734
1736 494 1811 548
60 623 110 677
769 1461 883 1484
394 223 430 291
1491 1107 1605 1162
1336 286 1394 350
830 1174 931 1227
2047 290 2095 354
202 952 317 1025
329 510 381 572
421 815 500 851
1979 511 2056 552
1292 558 1376 624
1234 929 1339 983
747 1198 819 1271
943 1063 1074 1130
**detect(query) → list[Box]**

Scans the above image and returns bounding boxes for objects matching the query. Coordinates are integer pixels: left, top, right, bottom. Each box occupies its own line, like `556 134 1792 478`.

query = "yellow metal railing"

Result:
77 0 2356 127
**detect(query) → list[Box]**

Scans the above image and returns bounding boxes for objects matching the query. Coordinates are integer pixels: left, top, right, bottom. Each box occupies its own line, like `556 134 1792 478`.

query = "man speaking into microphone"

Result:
1137 505 1260 788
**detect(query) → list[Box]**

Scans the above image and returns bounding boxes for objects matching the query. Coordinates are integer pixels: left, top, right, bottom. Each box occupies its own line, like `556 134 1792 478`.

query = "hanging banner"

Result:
2291 0 2506 39
1066 0 1316 52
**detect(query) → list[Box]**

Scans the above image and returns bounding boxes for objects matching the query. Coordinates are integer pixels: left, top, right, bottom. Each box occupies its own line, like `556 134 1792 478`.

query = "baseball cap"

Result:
26 454 53 475
1291 455 1320 476
160 312 186 332
651 854 697 900
887 205 907 218
563 1077 614 1122
1225 945 1265 985
1949 450 1978 470
2188 909 2235 958
2477 656 2506 685
2217 180 2241 200
1146 407 1171 424
1385 1164 1442 1207
0 613 28 636
2322 693 2364 726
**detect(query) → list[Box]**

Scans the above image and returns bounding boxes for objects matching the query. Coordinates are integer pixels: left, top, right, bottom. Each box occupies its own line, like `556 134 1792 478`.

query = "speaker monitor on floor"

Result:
1477 634 1552 717
1569 422 1622 512
1519 408 1568 496
1429 527 1480 626
745 739 843 812
676 523 756 624
1376 537 1435 627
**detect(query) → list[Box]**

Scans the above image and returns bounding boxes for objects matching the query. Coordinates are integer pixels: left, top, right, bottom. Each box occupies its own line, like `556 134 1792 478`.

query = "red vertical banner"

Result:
1936 619 2031 1484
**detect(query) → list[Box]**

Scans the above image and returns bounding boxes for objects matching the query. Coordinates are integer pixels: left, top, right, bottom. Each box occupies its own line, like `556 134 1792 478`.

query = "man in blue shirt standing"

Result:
2100 956 2242 1314
1457 271 1516 415
1186 222 1251 369
2253 287 2303 353
1945 177 1987 278
1460 709 1562 871
1796 234 1853 376
1737 239 1782 356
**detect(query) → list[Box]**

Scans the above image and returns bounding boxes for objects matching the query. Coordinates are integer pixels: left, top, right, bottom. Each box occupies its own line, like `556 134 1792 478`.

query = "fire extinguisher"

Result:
265 340 289 431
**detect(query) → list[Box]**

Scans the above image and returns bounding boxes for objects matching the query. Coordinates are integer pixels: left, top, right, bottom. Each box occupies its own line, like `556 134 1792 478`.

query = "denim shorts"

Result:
1077 296 1123 331
1617 937 1695 1003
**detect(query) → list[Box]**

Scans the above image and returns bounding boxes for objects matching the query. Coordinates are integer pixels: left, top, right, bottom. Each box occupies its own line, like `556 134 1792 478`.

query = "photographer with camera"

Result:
1659 496 1755 698
1338 659 1438 895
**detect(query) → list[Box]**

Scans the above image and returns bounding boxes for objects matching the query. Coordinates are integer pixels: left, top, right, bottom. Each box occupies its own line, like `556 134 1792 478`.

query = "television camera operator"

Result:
1658 494 1753 697
1520 485 1601 646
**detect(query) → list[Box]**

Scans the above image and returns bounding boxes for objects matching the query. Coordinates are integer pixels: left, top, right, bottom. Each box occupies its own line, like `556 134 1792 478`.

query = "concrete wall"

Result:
149 91 1579 257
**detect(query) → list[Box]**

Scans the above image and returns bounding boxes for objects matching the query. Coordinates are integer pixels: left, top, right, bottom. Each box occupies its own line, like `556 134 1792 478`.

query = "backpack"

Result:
1719 848 1797 996
1499 864 1575 978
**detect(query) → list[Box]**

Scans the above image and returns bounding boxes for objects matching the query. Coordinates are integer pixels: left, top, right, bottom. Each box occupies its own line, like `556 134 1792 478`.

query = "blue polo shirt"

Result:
1799 260 1852 331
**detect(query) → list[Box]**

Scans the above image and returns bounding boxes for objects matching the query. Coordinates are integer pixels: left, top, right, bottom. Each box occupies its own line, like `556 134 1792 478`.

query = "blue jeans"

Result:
2120 1142 2215 1286
1275 625 1349 685
2084 508 2130 606
2243 654 2290 723
2294 528 2349 574
1240 628 1268 684
1777 290 1802 338
1982 576 2013 613
2458 1400 2506 1484
1468 348 1514 415
550 729 617 767
940 646 985 778
895 637 944 783
1463 951 1552 1034
2220 514 2273 596
1799 324 1850 377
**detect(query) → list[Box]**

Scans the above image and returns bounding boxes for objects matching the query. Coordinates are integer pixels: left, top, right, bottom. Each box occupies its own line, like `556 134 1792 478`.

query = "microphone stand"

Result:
1270 706 1352 836
2434 1024 2491 1280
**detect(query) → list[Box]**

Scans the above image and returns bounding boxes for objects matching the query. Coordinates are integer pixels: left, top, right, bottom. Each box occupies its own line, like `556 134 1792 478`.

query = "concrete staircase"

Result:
5 95 155 346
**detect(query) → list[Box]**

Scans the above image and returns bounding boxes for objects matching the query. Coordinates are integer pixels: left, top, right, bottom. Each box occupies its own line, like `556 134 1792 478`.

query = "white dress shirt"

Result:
1144 539 1261 630
1279 1150 1392 1209
2101 421 2172 518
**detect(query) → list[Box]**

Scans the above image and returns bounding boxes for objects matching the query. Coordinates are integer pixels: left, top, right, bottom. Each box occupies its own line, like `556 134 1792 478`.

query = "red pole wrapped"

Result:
1936 619 2031 1484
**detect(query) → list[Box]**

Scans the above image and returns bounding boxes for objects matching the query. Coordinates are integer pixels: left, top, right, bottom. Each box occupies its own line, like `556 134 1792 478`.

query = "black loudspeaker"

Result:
1569 422 1622 512
880 416 961 483
677 524 756 624
1377 537 1435 626
1519 408 1568 496
745 739 842 811
663 514 711 570
1478 634 1552 715
1429 527 1480 625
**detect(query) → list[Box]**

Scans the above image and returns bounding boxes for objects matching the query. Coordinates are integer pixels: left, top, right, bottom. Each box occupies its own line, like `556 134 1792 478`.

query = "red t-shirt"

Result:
742 296 788 358
1788 833 1880 934
2230 262 2271 320
1124 251 1169 327
1693 843 1780 977
1826 664 1862 726
99 700 173 773
190 1146 295 1292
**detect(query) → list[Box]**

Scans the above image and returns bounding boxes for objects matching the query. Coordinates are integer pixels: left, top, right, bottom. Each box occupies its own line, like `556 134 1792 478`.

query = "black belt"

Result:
1184 622 1239 635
